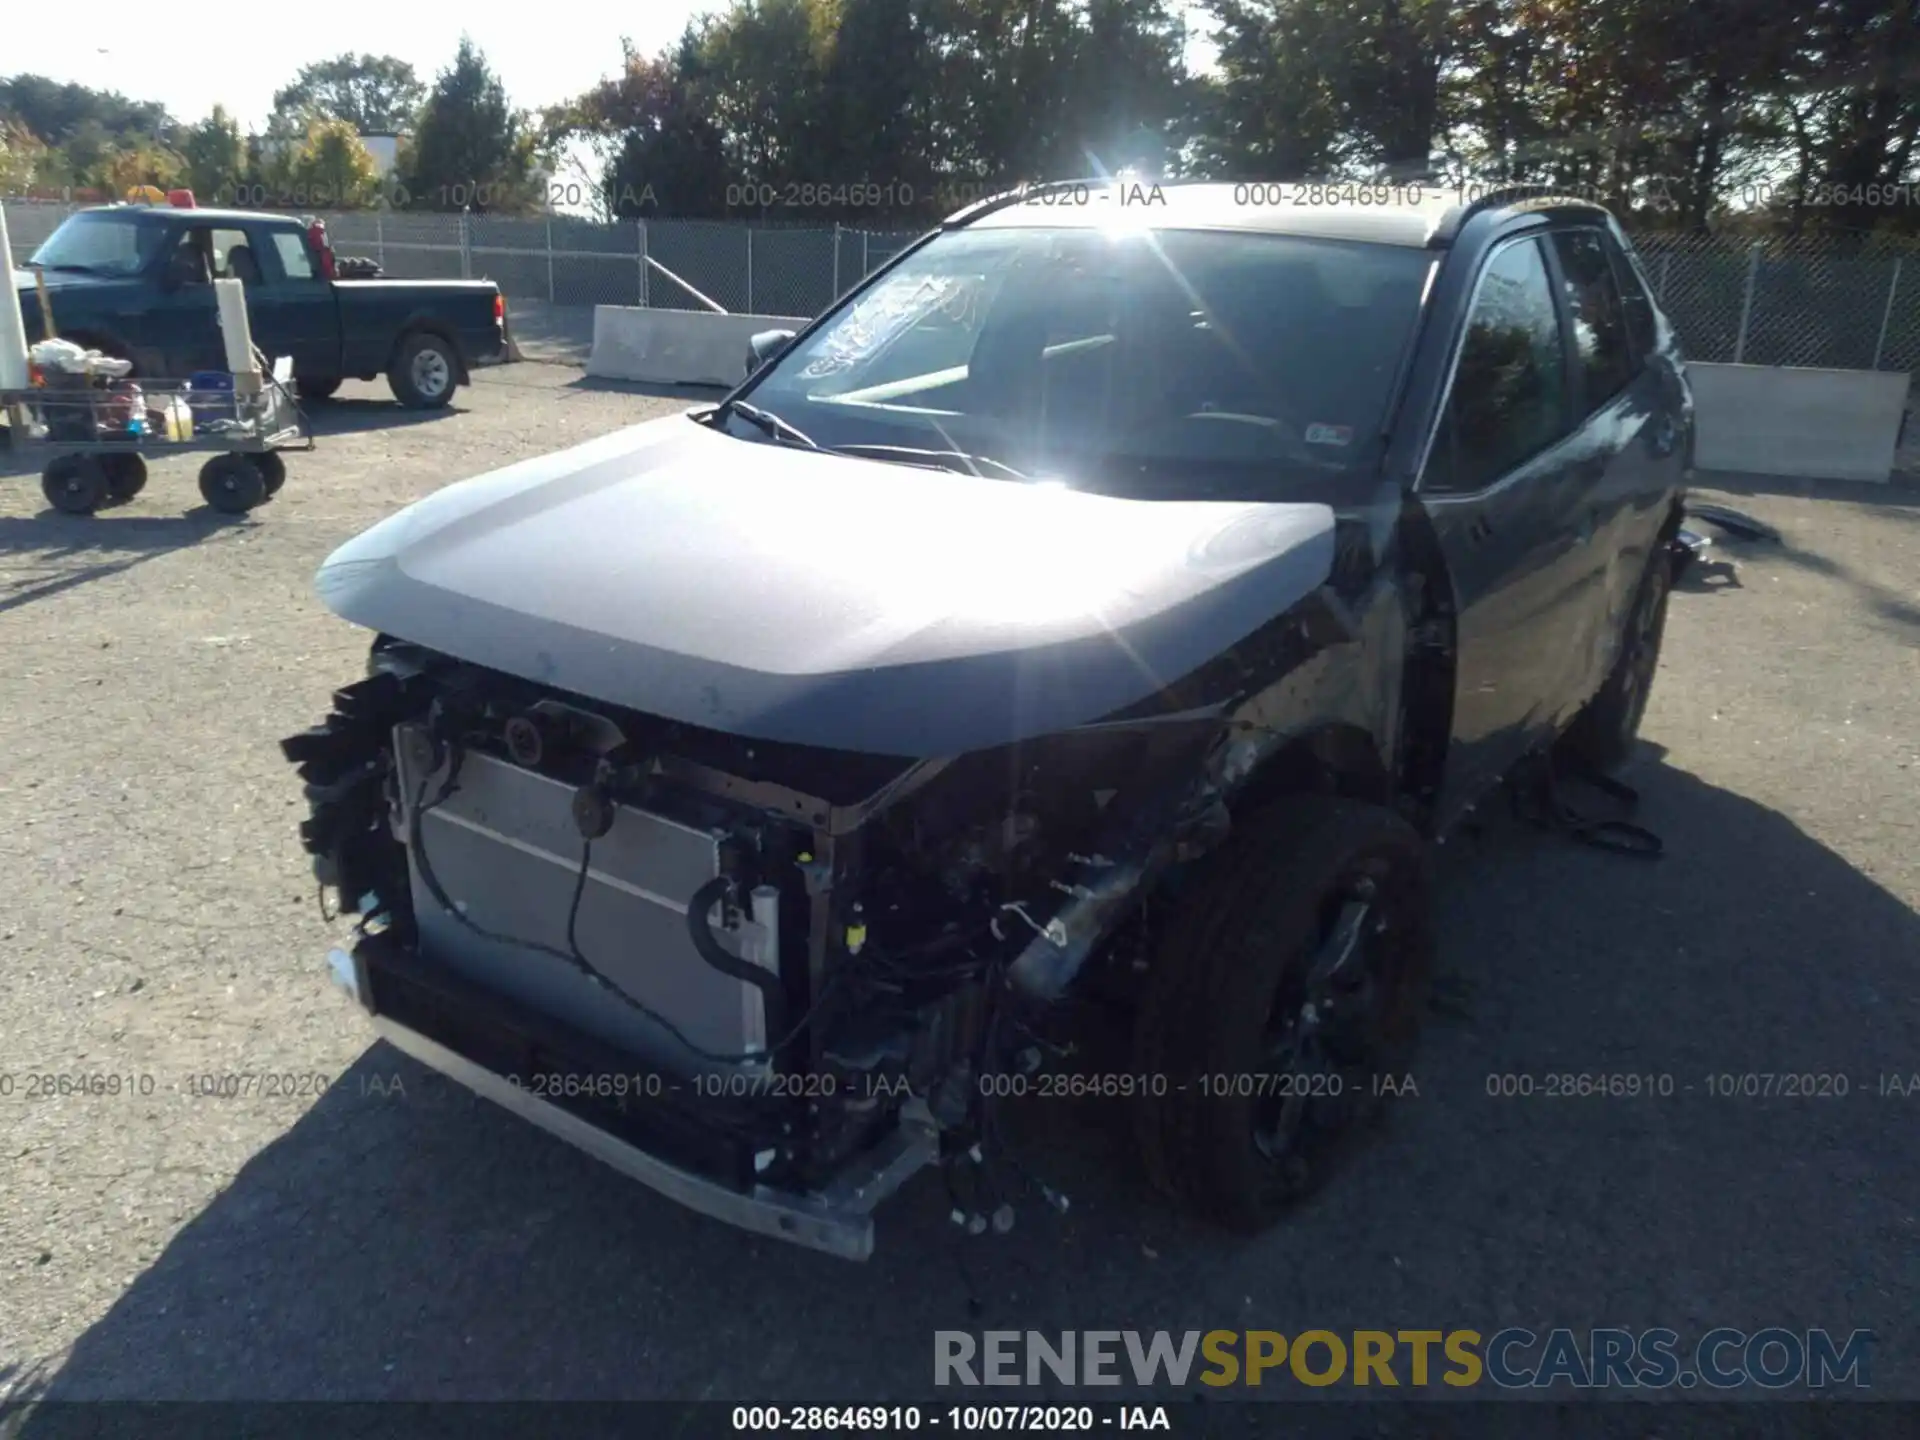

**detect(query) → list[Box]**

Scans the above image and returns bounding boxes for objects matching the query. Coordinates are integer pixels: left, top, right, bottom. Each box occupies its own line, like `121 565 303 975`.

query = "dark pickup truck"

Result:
14 202 514 407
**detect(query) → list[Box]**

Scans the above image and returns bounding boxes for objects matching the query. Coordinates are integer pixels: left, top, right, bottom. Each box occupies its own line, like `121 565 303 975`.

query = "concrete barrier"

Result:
1687 362 1910 483
588 306 810 388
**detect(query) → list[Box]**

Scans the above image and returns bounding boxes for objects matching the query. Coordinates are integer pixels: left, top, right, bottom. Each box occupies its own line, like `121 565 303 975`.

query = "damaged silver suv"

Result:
283 181 1692 1259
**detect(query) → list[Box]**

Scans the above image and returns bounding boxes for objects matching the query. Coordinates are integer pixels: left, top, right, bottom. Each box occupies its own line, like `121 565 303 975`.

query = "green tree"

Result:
0 74 170 146
405 38 536 211
0 120 48 194
548 35 730 217
273 53 426 134
102 142 185 195
287 117 383 208
178 104 248 203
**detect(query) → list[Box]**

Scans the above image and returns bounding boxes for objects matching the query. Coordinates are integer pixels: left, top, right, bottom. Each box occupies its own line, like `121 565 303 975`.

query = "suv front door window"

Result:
1417 234 1603 826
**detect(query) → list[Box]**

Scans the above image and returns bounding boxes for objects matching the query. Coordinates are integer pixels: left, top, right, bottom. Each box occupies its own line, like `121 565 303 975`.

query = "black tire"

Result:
199 453 267 514
102 452 148 503
297 376 342 401
1133 794 1433 1231
42 456 111 514
387 332 458 409
253 450 287 496
1561 545 1675 774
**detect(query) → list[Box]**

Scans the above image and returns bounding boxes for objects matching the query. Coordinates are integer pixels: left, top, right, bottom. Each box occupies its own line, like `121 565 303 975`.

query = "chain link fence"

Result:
7 199 1920 370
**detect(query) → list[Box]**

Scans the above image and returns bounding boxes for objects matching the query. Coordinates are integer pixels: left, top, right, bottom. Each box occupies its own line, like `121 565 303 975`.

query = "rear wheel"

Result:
297 376 341 401
387 332 458 409
102 452 148 503
1133 795 1433 1230
198 453 267 514
42 456 111 515
1561 545 1675 774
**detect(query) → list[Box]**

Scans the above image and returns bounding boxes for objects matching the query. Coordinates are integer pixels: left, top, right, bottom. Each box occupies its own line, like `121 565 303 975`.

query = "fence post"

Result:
862 230 870 276
1872 256 1902 371
1733 241 1761 364
375 211 384 270
638 220 648 307
546 217 555 303
746 228 755 313
832 222 842 299
459 212 472 280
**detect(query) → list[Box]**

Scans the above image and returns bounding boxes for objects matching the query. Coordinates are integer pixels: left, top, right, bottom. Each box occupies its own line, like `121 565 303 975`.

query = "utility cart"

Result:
2 364 313 517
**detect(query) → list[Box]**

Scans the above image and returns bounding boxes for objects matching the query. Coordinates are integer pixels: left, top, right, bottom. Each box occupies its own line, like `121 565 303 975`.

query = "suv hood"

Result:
317 413 1336 756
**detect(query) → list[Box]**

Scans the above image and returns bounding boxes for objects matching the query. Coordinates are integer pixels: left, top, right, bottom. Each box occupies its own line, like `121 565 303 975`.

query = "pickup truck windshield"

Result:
30 210 173 277
739 225 1434 500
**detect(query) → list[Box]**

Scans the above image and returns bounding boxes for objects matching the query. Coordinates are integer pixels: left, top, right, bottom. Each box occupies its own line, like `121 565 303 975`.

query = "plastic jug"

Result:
161 395 194 440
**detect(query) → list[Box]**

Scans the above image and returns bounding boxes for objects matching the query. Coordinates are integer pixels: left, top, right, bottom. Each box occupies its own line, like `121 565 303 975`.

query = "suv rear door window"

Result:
1604 232 1659 364
1551 229 1636 409
1428 237 1570 494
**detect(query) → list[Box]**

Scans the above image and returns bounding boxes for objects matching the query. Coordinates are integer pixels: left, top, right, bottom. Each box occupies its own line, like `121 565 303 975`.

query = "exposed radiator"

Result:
392 724 777 1072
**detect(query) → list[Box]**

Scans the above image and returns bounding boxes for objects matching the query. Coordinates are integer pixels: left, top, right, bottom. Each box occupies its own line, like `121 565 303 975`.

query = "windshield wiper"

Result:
715 399 820 450
826 444 1029 481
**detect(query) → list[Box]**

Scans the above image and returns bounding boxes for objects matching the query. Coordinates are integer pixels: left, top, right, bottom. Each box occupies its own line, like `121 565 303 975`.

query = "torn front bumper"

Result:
325 934 936 1262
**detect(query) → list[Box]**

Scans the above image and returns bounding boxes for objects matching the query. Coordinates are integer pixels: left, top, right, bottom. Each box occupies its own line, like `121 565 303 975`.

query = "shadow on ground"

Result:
0 512 247 614
13 746 1918 1413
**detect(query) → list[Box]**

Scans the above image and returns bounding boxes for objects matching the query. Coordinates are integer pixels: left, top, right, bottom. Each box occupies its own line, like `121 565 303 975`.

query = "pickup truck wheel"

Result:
388 333 457 409
42 456 111 515
1133 795 1433 1231
297 377 341 401
199 454 267 514
1561 545 1675 774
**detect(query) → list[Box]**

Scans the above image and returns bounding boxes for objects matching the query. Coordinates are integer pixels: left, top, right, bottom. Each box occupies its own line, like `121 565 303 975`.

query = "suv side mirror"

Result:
746 329 796 376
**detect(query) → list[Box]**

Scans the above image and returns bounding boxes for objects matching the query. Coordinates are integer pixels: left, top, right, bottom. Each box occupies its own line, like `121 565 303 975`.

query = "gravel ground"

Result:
1 367 1916 1420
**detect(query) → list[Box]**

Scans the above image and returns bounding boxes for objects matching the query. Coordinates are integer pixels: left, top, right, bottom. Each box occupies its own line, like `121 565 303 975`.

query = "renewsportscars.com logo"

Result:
934 1328 1874 1391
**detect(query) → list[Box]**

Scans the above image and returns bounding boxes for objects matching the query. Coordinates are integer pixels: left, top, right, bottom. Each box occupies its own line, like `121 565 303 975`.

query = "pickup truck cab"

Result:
16 202 514 407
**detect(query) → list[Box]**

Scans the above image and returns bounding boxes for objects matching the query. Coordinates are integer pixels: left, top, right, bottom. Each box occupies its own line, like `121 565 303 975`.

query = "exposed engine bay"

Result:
282 626 1339 1257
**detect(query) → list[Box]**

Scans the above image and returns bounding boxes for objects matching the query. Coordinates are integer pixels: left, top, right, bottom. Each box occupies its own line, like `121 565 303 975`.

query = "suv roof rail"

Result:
941 177 1111 228
1429 181 1611 245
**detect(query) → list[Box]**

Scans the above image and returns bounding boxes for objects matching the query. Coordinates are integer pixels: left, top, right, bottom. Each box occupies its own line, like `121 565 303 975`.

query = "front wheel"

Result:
1561 544 1675 774
253 450 287 496
387 333 458 409
1133 795 1433 1230
42 456 111 515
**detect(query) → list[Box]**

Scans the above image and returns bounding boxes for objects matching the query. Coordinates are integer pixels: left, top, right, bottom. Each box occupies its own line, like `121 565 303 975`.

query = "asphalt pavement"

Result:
0 368 1915 1423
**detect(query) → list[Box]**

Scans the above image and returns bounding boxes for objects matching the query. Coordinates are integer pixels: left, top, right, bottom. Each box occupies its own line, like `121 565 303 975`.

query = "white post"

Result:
862 229 870 276
0 205 31 390
746 228 755 313
459 212 472 280
832 222 842 298
375 211 385 269
638 221 649 307
546 217 555 303
1872 256 1902 370
1733 242 1761 364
